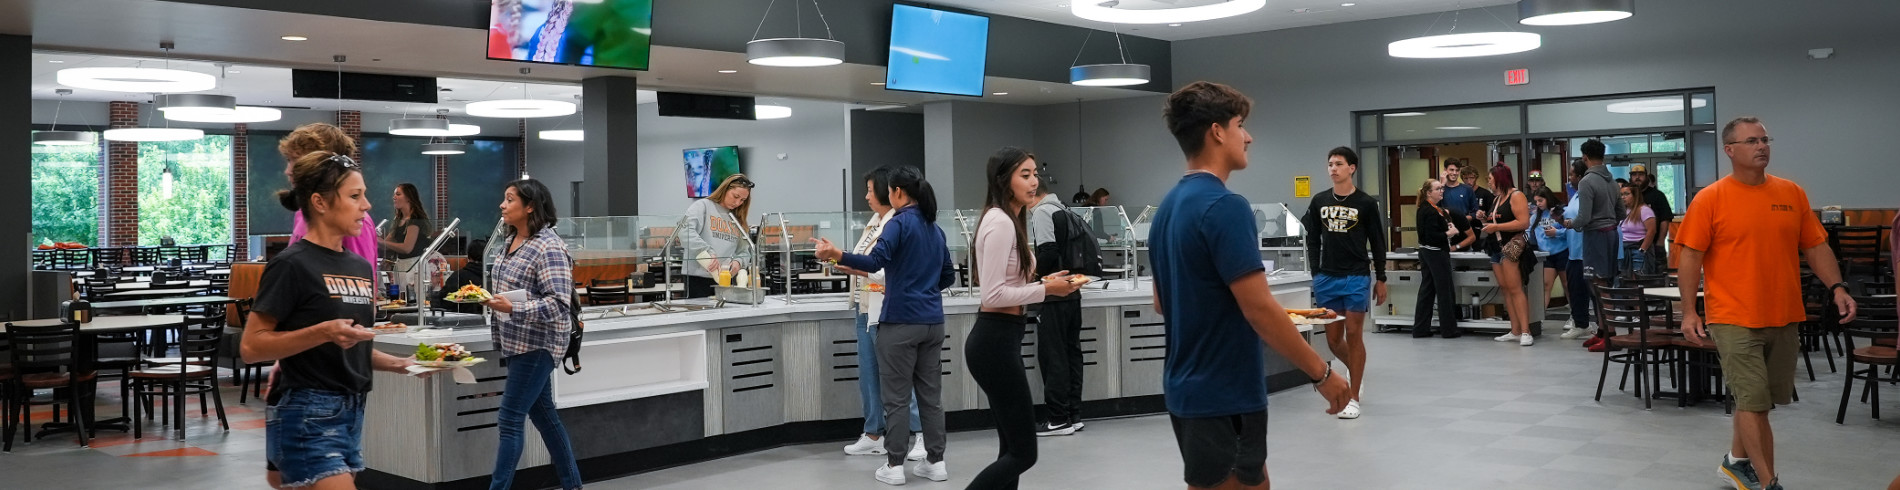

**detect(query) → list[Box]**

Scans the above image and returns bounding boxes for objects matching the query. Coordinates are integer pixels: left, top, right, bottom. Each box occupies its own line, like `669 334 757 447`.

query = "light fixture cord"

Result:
1071 31 1094 67
1478 4 1515 31
810 0 835 40
750 0 781 41
50 96 64 131
1113 31 1129 64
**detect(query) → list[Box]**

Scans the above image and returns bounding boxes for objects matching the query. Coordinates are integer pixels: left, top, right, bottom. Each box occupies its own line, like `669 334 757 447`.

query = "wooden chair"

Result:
1834 306 1897 424
1592 284 1679 410
4 322 94 449
130 317 228 440
588 279 630 306
225 300 272 404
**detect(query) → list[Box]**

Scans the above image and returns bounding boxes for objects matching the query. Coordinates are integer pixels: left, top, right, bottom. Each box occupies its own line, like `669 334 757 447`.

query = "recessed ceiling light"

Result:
47 60 63 63
992 92 1008 96
227 70 240 74
871 82 885 85
1385 112 1427 117
718 69 738 74
1341 2 1356 6
281 35 308 41
1168 23 1182 27
1435 126 1481 130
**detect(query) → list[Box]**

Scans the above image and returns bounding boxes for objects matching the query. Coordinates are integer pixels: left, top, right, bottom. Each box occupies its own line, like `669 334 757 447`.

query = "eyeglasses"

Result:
326 154 360 169
731 178 755 189
1724 137 1773 146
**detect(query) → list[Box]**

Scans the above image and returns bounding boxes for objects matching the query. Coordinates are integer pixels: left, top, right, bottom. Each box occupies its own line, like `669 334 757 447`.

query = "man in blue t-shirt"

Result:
1150 81 1351 490
1440 160 1476 219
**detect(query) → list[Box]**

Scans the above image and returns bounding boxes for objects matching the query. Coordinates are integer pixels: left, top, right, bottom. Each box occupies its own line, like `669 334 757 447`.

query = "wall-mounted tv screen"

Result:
684 146 742 199
487 0 653 71
885 4 990 97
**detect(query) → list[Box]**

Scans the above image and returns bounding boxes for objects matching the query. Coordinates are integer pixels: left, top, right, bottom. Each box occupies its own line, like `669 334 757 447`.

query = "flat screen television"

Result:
683 146 742 199
885 4 990 97
487 0 653 71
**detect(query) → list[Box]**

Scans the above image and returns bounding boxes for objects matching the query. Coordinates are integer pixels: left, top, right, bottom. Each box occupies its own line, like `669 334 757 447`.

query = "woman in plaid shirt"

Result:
480 179 582 490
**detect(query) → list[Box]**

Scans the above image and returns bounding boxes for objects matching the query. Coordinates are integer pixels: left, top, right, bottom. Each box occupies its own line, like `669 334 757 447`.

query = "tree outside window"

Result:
31 132 101 246
139 136 233 246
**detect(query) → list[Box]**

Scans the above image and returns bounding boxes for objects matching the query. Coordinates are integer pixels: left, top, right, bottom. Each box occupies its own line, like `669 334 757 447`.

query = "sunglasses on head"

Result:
731 177 755 189
326 154 359 169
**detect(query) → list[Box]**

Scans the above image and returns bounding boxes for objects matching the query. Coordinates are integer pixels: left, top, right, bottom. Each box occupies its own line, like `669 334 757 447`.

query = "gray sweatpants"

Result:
877 322 946 466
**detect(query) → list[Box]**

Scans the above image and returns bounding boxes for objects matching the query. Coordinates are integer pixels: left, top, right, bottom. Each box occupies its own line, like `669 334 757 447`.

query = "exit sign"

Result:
1505 68 1530 86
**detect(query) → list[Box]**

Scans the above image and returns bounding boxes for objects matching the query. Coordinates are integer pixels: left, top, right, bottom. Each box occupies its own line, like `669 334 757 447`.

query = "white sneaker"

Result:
906 437 926 461
1495 333 1520 342
1337 400 1362 419
1580 325 1599 339
845 434 888 456
875 464 907 485
1520 333 1535 346
911 460 949 482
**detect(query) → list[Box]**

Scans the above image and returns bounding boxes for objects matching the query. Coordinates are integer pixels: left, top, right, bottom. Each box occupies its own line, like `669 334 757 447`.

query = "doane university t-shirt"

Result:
255 240 377 403
1149 172 1270 418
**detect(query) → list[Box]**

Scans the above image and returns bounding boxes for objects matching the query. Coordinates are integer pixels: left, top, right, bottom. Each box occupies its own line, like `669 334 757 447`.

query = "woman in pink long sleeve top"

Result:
966 147 1084 489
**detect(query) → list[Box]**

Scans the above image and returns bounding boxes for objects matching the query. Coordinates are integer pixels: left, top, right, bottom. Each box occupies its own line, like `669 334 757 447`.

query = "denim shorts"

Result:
1312 274 1371 313
266 389 367 487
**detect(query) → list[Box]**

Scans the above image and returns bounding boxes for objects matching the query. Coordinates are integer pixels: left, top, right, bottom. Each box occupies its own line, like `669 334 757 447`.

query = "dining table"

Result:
90 295 235 312
101 288 207 300
2 315 192 437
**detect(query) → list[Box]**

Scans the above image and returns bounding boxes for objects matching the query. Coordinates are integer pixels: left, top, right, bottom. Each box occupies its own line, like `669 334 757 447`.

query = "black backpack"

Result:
1051 208 1106 277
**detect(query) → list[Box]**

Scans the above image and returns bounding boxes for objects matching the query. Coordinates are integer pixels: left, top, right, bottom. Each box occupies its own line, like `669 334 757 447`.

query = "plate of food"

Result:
379 299 408 310
445 284 492 304
1042 274 1098 286
412 342 484 368
372 322 409 334
1285 308 1344 325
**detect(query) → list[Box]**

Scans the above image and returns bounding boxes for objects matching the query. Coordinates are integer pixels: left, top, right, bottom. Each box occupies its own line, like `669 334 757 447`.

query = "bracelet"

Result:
1310 363 1333 387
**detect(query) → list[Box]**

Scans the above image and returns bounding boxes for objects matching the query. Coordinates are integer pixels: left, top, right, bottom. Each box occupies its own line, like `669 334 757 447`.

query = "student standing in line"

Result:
1150 81 1350 490
1533 189 1569 310
1412 179 1474 339
679 174 754 298
1619 183 1657 276
1574 139 1623 283
242 150 418 490
1680 117 1856 490
1465 165 1496 226
481 179 583 490
1481 165 1535 346
839 167 926 462
1300 146 1386 420
1629 164 1674 268
964 147 1085 489
1028 176 1087 437
814 166 957 486
1559 160 1599 340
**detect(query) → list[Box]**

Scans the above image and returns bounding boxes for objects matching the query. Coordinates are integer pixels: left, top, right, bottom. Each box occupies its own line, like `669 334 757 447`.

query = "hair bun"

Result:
276 188 300 212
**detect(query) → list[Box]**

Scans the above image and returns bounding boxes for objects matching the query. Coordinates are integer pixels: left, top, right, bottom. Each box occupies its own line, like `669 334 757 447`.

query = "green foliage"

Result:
138 136 232 246
30 136 100 245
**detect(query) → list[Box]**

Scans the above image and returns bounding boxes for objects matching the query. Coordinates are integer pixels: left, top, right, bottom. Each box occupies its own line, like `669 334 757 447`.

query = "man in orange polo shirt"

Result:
1676 116 1858 490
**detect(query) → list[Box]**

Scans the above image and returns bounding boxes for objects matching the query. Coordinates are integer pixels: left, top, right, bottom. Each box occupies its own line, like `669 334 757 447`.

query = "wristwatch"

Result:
1829 282 1850 294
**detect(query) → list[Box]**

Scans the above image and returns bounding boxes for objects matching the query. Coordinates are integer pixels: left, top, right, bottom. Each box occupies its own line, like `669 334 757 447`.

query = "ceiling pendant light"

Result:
1072 0 1266 24
1390 7 1540 58
539 130 584 141
35 89 94 146
105 93 204 142
59 42 216 93
467 80 575 118
421 142 467 155
1069 30 1151 87
161 62 280 123
746 0 846 67
1519 0 1634 26
390 117 453 136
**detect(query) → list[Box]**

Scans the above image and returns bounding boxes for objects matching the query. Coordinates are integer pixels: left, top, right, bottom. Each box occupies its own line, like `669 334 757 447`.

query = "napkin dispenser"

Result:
60 299 92 323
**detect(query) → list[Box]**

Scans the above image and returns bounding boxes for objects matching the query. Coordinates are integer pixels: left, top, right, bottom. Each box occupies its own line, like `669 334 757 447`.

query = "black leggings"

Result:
966 312 1037 489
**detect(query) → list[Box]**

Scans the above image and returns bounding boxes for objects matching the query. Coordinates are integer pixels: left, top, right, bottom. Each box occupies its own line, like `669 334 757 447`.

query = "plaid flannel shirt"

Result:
489 227 573 360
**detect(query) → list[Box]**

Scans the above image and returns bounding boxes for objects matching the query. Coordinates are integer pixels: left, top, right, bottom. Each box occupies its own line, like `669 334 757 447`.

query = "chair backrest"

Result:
589 279 629 305
1840 309 1896 349
178 317 224 365
5 322 81 372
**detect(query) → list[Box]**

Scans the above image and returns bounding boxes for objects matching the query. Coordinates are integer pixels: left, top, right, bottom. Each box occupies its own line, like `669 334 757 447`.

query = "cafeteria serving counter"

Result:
359 273 1320 490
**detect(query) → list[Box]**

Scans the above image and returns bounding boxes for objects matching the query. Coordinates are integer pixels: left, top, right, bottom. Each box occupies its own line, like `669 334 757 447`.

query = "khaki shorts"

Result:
1711 323 1799 412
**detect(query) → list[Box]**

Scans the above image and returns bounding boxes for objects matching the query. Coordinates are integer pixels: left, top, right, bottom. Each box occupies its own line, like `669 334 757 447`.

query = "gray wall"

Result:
635 99 855 219
1148 0 1900 208
524 116 586 216
924 101 1038 210
847 109 924 213
1031 96 1176 210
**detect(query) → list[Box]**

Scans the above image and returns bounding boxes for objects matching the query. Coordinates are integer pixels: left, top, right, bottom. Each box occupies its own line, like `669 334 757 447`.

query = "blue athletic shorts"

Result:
1312 274 1372 313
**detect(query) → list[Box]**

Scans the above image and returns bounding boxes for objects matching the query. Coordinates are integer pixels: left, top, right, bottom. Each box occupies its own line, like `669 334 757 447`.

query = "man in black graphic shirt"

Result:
1301 147 1387 421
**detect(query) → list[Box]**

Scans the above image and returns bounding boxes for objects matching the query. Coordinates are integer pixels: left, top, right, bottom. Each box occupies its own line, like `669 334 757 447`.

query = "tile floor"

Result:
4 322 1897 489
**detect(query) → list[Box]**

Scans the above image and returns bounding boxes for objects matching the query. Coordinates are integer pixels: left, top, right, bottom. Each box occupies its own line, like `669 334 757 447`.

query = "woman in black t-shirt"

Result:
379 182 433 297
241 150 418 490
1413 179 1476 339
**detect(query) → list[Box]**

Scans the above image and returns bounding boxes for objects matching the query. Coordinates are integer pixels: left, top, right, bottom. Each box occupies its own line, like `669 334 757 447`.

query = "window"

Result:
139 136 233 245
31 131 101 245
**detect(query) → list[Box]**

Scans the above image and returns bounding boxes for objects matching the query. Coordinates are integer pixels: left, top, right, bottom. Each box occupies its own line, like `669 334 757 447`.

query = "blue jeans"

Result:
266 389 366 487
857 312 920 435
492 351 583 490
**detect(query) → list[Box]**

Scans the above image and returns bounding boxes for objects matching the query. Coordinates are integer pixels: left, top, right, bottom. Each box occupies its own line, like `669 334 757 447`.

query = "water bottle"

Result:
1469 292 1482 319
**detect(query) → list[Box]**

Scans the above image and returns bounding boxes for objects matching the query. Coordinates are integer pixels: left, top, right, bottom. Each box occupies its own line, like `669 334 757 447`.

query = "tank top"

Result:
1490 189 1523 244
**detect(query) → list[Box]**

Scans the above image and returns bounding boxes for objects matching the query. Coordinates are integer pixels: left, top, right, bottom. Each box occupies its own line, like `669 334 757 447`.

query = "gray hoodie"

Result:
681 198 752 278
1574 163 1623 232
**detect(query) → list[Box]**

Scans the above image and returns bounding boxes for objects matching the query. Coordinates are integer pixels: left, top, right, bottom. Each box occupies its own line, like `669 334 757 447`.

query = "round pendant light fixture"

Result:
1605 97 1708 114
34 131 94 146
746 38 846 67
443 123 482 137
754 105 793 120
1389 32 1541 58
104 127 205 142
1071 63 1151 87
155 93 239 122
389 117 453 136
465 99 576 118
539 130 584 141
1519 0 1634 26
163 105 283 123
421 142 467 155
1072 0 1266 24
57 67 217 93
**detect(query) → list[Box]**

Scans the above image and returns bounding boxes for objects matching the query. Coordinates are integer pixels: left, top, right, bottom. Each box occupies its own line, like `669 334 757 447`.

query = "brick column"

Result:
434 112 450 222
105 101 140 246
232 123 249 247
337 110 363 163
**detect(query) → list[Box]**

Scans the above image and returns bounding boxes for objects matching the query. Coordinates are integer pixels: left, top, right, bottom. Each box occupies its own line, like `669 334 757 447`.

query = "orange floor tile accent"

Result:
229 419 268 430
126 447 219 457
